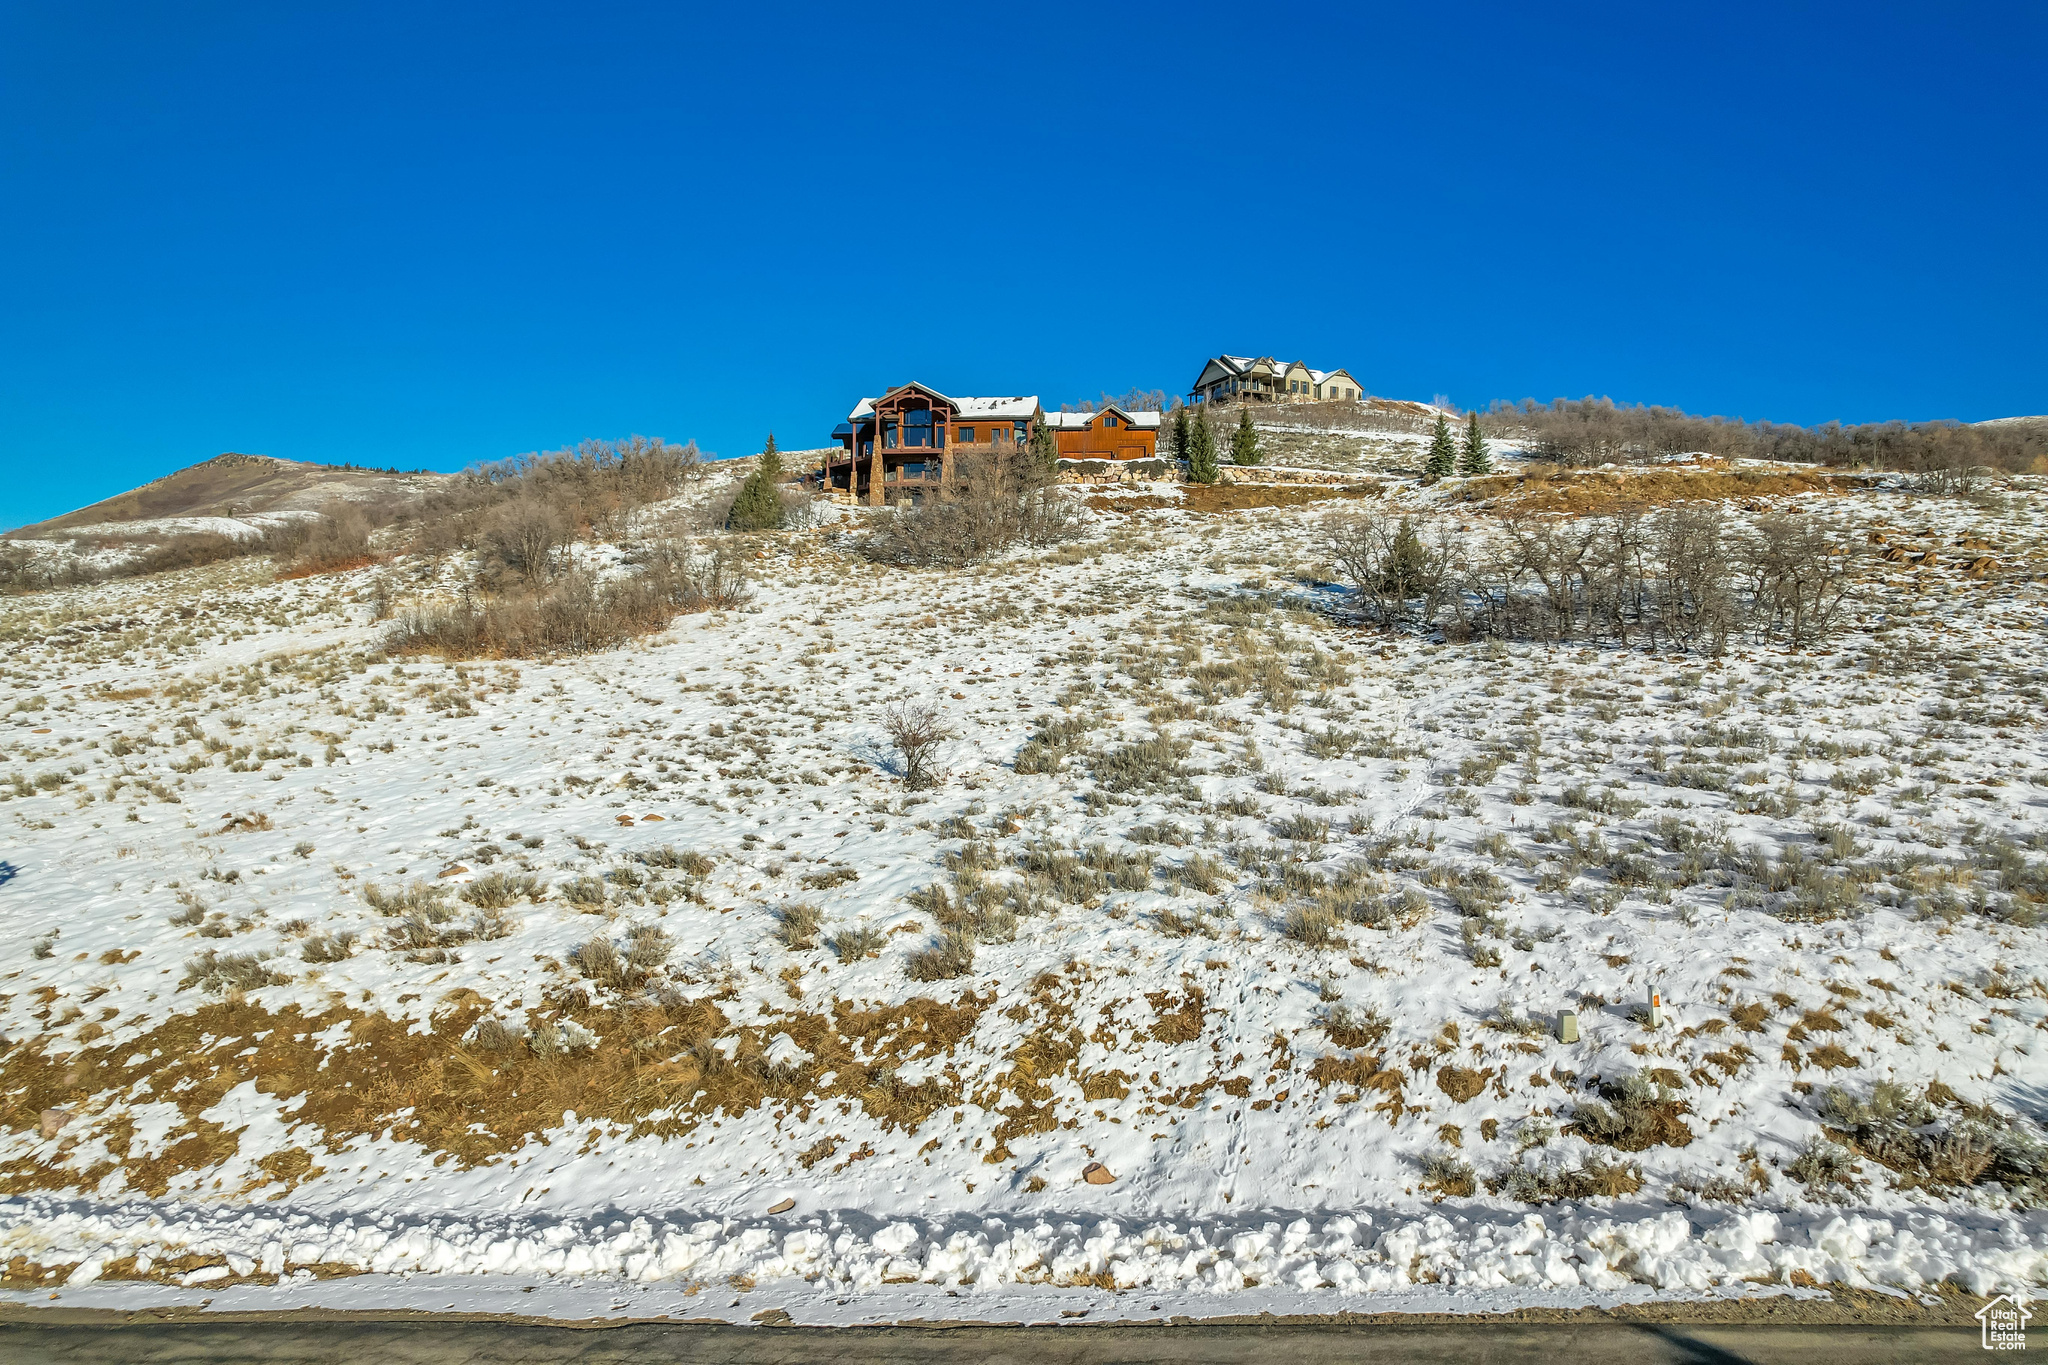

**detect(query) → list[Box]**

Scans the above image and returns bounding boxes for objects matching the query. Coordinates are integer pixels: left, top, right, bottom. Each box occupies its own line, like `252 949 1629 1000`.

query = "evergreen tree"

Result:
1458 412 1491 476
1167 404 1188 463
1231 406 1263 466
1423 414 1457 481
726 433 783 531
1383 518 1427 597
1185 409 1219 484
1028 421 1059 483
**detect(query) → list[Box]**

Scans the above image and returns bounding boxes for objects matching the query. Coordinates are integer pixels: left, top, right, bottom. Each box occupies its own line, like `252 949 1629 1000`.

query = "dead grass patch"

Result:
1144 986 1207 1043
1571 1071 1695 1151
1455 465 1848 516
0 988 995 1195
1435 1065 1494 1103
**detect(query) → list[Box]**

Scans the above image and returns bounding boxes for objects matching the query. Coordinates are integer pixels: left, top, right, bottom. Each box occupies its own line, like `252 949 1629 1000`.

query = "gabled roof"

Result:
1194 355 1278 389
1044 406 1163 430
849 381 954 421
848 384 1040 423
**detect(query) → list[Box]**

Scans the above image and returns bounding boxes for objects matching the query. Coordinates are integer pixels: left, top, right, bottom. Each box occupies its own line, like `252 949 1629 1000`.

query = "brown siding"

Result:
1054 414 1157 460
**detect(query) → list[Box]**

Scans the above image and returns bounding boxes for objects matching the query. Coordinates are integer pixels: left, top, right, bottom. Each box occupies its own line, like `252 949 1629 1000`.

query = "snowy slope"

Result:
0 474 2043 1318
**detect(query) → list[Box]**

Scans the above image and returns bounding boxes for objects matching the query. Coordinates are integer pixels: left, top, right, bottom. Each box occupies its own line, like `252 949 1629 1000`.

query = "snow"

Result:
0 473 2044 1319
14 1198 2041 1318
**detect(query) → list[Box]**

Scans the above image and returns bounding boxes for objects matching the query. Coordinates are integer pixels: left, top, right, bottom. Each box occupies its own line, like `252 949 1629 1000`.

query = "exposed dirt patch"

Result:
1453 465 1852 516
1084 484 1382 516
0 989 994 1196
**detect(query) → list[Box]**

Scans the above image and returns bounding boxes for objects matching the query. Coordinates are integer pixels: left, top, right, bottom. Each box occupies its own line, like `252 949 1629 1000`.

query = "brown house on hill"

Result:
826 382 1043 505
1044 406 1162 460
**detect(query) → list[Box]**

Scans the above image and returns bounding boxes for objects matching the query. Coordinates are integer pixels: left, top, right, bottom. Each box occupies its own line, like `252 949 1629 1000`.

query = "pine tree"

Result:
1458 413 1491 476
1028 421 1059 483
1231 406 1263 466
727 433 783 531
1423 414 1457 481
1382 518 1427 597
1167 405 1188 464
1186 409 1219 484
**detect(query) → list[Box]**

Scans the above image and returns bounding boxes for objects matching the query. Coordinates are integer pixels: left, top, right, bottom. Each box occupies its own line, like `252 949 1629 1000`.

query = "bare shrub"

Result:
460 872 546 909
1743 515 1853 647
1333 502 1858 652
907 930 975 981
1320 1004 1390 1049
560 875 608 911
777 903 824 950
1817 1081 2044 1196
1495 1158 1645 1203
1325 511 1461 628
299 931 359 963
639 846 713 876
275 500 379 576
860 446 1081 567
624 924 673 973
480 495 572 587
470 1018 524 1052
1571 1071 1695 1150
364 880 449 916
181 950 287 994
1420 1152 1476 1198
570 937 625 989
1481 395 2046 474
1284 906 1344 948
831 924 886 960
882 701 950 791
1091 736 1190 794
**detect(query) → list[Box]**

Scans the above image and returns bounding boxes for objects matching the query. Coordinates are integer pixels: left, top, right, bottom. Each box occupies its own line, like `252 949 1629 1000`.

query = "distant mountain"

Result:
8 453 453 540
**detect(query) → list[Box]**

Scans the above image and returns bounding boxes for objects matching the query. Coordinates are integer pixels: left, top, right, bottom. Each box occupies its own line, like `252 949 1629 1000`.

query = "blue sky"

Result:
2 1 2043 529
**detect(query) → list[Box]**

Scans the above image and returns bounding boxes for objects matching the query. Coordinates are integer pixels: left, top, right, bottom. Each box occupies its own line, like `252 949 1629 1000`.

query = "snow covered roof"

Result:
954 396 1040 419
847 385 1039 422
1043 407 1163 430
1195 355 1358 393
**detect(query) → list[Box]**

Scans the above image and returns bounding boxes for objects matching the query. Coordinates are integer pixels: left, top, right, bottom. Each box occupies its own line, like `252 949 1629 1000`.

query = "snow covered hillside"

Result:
0 466 2044 1321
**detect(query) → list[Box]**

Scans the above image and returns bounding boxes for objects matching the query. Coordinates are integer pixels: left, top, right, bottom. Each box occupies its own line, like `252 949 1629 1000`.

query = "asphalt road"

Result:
0 1320 1988 1365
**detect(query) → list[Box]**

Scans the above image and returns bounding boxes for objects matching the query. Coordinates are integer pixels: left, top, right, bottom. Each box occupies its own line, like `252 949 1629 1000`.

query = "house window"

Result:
959 426 975 443
1103 414 1119 428
993 426 1008 442
1013 422 1026 441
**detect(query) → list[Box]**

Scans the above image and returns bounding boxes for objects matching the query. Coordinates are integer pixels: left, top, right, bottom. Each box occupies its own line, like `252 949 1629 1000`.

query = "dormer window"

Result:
1103 414 1119 428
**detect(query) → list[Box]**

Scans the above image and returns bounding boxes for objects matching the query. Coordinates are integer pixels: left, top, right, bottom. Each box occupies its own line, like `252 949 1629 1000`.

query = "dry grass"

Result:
1571 1071 1697 1151
1494 1158 1646 1203
1144 986 1207 1043
1085 484 1380 516
0 989 995 1197
1455 465 1849 516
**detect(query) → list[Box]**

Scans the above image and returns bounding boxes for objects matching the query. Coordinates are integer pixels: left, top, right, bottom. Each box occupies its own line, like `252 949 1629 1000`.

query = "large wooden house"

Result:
825 383 1043 505
1190 355 1362 407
